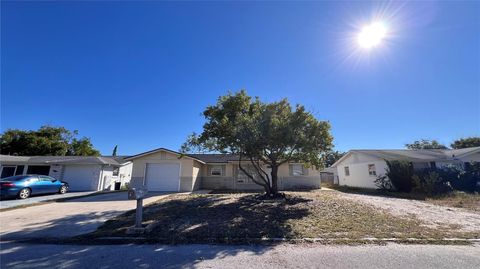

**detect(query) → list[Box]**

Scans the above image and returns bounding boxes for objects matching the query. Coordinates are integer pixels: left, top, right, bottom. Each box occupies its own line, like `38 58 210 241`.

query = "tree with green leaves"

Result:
405 139 448 150
451 137 480 149
181 90 333 197
323 150 345 167
68 137 101 156
0 125 100 156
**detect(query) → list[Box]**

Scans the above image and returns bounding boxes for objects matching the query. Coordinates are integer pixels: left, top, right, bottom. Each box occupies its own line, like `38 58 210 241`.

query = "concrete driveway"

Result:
0 191 170 241
0 191 95 210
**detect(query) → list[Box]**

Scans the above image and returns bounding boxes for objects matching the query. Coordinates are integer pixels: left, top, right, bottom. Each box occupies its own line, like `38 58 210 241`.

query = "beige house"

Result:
126 148 321 192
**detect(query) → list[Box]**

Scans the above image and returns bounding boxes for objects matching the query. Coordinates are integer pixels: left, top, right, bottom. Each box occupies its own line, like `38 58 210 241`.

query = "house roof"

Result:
124 148 206 164
447 147 480 158
186 154 240 163
124 147 250 164
331 147 480 167
0 155 130 166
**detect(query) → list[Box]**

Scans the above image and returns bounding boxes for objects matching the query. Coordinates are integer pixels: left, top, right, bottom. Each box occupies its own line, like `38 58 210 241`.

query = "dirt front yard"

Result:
334 191 480 232
88 190 479 244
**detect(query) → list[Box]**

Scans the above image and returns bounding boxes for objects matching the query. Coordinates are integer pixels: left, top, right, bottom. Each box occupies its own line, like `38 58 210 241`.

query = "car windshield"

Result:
1 175 31 181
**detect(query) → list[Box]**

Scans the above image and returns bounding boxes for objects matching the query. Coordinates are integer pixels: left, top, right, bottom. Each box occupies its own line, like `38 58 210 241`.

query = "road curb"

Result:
8 236 477 246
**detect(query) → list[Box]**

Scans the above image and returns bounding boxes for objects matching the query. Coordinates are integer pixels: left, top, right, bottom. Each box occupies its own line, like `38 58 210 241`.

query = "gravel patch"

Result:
336 191 480 232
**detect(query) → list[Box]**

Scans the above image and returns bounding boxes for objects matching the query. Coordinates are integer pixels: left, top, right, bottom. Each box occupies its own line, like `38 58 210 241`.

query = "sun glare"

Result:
357 22 387 49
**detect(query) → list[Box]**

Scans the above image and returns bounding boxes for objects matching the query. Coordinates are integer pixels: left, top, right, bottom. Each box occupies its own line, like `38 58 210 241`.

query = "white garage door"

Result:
145 163 180 191
63 165 99 191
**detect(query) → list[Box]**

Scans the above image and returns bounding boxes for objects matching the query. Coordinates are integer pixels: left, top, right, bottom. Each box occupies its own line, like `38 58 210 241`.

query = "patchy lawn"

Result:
331 186 480 213
426 192 480 212
88 191 479 244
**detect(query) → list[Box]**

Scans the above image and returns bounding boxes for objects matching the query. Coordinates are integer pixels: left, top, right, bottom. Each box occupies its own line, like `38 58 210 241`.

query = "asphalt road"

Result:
0 191 95 210
1 242 479 269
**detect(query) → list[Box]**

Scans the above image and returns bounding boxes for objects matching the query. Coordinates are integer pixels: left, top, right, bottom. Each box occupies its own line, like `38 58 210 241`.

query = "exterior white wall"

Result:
100 166 114 190
49 164 63 179
336 153 387 189
98 163 133 191
118 162 133 186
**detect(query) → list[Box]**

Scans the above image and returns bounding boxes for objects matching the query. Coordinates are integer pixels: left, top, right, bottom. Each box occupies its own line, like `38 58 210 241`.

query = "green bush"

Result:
374 174 393 191
431 164 479 193
412 171 452 195
378 161 478 194
385 160 415 192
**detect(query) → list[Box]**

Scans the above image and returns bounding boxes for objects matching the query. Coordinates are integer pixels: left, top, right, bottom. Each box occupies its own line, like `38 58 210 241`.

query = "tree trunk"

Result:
264 185 272 197
270 165 279 196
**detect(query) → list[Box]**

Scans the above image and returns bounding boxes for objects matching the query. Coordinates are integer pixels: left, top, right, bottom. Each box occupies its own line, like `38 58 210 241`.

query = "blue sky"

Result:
1 1 479 155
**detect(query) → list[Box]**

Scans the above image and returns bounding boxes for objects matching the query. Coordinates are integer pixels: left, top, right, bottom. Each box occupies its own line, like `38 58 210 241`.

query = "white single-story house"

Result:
0 155 132 191
331 147 480 189
126 148 322 192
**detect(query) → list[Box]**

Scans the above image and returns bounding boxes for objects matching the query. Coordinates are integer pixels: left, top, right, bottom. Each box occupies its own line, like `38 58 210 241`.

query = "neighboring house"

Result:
126 148 321 192
0 155 132 191
331 147 480 189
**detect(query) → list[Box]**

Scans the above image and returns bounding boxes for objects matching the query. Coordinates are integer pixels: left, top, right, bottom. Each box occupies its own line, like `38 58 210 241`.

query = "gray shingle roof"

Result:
351 149 446 161
0 155 129 166
124 147 245 163
125 148 206 163
186 154 240 163
332 146 480 167
352 147 480 161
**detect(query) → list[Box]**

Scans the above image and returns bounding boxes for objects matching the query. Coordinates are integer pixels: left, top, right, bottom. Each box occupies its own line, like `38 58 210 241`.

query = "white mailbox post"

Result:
128 187 148 229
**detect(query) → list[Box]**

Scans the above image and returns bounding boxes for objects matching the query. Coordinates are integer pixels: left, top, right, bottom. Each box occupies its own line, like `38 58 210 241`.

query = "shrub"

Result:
462 162 480 192
436 163 479 193
374 174 394 191
381 161 479 195
385 160 415 192
412 171 452 195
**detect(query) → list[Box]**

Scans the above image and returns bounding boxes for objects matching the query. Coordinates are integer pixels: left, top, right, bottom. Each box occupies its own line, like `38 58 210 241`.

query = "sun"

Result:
357 22 387 49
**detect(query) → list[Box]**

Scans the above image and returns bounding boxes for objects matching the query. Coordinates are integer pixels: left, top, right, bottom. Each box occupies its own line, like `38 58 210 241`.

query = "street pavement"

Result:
1 242 479 269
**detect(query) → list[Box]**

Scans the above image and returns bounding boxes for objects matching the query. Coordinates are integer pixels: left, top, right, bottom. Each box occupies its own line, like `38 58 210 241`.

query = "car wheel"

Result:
18 188 31 199
59 185 68 194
